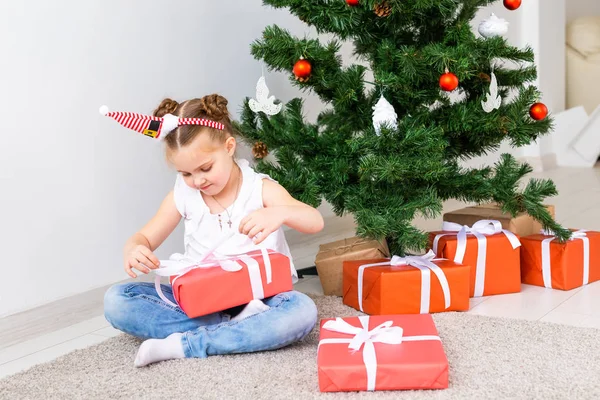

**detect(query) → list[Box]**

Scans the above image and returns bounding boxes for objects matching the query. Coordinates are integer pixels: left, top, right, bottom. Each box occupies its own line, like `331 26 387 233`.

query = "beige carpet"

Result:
2 296 600 399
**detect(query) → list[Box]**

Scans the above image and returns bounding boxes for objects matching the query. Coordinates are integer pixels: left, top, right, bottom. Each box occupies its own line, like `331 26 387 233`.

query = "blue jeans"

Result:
103 282 318 358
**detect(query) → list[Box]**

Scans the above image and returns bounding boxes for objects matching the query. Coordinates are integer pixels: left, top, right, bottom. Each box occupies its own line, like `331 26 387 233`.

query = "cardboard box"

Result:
443 203 555 238
315 237 389 296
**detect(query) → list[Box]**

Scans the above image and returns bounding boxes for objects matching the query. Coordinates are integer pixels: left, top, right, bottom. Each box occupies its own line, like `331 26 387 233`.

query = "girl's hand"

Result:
124 245 160 278
239 207 287 245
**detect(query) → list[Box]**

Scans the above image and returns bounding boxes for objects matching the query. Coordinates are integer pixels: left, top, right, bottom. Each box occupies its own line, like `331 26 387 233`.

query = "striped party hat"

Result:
99 105 224 140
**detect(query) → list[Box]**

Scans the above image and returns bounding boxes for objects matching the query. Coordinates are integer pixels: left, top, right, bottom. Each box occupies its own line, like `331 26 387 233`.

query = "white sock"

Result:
231 299 270 322
134 332 185 367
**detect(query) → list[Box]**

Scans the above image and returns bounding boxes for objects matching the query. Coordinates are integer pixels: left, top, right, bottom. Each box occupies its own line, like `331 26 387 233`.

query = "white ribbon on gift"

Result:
540 229 590 288
357 250 451 314
432 220 521 297
318 316 441 391
153 231 273 308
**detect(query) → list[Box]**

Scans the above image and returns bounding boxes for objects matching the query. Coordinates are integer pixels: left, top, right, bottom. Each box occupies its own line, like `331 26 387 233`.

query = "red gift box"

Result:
430 220 521 297
521 229 600 290
343 251 470 315
318 314 448 392
155 249 293 318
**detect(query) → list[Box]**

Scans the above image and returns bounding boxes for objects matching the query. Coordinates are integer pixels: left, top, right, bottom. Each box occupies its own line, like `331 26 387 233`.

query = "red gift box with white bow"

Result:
318 314 449 392
154 248 293 318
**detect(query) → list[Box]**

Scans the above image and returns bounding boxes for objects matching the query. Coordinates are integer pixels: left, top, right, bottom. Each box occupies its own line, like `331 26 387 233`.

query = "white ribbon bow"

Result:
540 229 590 288
357 250 451 314
432 219 521 297
318 316 440 391
153 232 273 308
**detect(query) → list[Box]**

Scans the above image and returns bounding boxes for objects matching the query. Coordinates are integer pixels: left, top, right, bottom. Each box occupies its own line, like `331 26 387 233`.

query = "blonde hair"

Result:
153 94 235 151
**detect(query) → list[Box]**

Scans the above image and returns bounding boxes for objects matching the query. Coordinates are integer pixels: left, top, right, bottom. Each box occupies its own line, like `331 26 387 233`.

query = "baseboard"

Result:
541 153 558 170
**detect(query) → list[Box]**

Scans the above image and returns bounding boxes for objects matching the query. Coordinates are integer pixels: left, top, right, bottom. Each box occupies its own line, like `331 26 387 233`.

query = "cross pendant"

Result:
218 214 222 230
227 220 232 229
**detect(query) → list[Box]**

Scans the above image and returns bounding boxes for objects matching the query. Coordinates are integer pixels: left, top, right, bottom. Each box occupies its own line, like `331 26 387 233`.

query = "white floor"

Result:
2 165 600 380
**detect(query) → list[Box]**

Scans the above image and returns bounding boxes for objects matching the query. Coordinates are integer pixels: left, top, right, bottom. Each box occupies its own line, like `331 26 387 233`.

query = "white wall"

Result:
538 0 566 159
0 1 568 317
567 0 600 23
0 0 322 318
523 0 566 114
510 0 566 162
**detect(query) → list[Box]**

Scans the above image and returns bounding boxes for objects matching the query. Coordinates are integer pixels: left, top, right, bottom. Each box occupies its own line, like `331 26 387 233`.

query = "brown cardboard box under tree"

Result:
314 237 390 296
443 203 556 237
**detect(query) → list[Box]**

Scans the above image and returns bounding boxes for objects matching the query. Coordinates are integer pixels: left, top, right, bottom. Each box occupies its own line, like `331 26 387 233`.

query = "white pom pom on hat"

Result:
99 105 109 115
161 114 180 135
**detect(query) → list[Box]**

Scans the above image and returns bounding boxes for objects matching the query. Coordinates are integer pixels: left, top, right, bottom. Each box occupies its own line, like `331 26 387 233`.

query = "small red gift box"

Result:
521 229 600 290
155 249 293 318
318 314 449 392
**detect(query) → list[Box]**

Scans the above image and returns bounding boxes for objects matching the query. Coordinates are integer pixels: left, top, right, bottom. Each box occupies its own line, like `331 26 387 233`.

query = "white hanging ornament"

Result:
481 71 502 113
372 95 398 135
478 13 509 38
249 76 282 116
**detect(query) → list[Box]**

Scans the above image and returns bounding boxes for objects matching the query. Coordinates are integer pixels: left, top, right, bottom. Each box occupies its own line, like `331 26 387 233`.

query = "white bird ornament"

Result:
481 71 502 113
249 76 282 116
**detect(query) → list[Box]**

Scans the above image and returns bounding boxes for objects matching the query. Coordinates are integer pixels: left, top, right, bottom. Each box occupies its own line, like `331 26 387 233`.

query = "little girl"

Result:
103 94 323 367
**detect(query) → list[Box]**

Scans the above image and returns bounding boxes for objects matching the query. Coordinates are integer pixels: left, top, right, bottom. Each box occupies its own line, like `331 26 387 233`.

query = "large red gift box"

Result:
343 253 470 315
157 249 293 318
318 314 448 392
429 220 522 297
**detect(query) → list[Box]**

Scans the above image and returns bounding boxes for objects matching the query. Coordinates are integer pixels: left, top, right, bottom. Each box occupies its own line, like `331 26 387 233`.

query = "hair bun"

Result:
199 94 229 121
153 98 179 117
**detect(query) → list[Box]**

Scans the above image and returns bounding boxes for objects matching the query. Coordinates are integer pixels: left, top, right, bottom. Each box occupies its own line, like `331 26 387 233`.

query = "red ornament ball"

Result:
346 0 360 6
503 0 521 10
529 103 548 120
293 59 312 80
439 72 459 92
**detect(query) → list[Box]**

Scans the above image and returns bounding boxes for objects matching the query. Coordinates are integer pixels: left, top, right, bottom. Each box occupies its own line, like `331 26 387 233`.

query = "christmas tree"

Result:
236 0 569 255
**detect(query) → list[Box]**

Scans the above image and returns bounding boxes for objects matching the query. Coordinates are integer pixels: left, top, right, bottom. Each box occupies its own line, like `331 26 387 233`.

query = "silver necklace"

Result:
211 166 242 230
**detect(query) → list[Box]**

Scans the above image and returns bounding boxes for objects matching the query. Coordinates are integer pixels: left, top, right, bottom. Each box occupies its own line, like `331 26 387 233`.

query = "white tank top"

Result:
170 158 298 283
